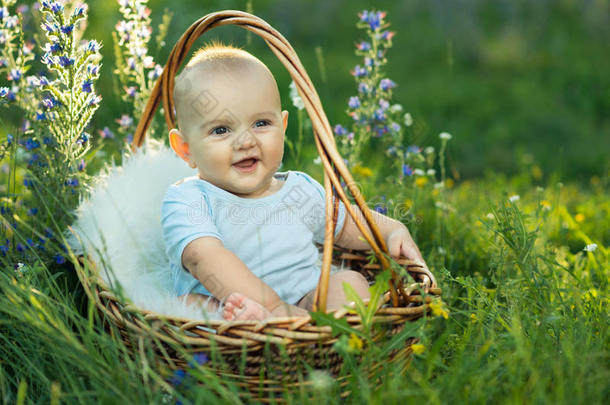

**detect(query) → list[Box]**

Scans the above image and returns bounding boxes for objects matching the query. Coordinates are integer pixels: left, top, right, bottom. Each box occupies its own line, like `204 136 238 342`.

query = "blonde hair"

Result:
173 41 275 133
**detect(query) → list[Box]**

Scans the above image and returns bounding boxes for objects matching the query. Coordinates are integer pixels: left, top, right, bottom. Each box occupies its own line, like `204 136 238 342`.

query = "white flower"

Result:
389 104 403 113
313 156 321 165
414 169 425 176
536 186 544 193
424 146 434 155
486 213 495 220
403 112 413 127
434 182 444 189
427 169 436 176
509 195 520 203
438 246 446 255
439 132 452 140
289 81 305 110
583 243 598 252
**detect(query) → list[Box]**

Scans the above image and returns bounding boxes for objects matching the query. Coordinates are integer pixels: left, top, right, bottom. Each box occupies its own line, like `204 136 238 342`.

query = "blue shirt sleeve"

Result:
293 171 347 244
161 184 223 275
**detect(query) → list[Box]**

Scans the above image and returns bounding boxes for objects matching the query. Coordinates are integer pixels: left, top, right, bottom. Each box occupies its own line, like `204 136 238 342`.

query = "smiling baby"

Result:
161 42 425 321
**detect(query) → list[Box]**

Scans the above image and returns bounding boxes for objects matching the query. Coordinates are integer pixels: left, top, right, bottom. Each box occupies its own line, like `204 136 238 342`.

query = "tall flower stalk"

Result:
111 0 170 146
0 0 102 268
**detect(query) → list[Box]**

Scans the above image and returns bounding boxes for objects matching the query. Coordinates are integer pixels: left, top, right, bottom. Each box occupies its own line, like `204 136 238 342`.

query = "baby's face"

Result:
172 63 288 198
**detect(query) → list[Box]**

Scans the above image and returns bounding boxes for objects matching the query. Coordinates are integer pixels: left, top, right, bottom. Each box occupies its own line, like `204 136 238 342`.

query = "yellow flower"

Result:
352 165 373 178
403 199 413 210
415 177 428 188
348 333 363 351
575 213 585 223
445 178 455 188
411 343 426 355
540 200 551 211
429 300 450 319
475 220 483 227
470 313 478 322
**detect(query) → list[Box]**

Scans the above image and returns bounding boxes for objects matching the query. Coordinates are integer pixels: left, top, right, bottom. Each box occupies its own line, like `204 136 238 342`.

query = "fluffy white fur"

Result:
67 139 222 320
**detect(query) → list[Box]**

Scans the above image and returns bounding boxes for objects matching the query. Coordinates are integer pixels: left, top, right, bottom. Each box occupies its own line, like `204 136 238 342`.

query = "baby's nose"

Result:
233 129 257 149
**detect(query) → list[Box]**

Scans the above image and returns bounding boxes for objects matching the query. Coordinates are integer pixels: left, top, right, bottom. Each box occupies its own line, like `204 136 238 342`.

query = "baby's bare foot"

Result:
222 292 272 321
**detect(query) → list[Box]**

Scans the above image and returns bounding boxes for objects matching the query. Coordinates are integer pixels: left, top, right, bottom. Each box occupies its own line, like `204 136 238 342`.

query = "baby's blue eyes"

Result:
210 120 270 136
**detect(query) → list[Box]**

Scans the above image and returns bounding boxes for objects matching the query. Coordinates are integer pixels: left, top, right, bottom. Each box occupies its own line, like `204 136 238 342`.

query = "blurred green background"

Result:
86 0 609 183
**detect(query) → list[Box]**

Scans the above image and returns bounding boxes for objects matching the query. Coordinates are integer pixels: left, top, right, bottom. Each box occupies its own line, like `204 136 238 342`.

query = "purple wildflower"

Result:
379 78 396 91
54 254 66 264
391 122 401 133
27 208 38 216
98 127 115 139
60 24 74 34
374 203 388 215
148 64 163 80
402 164 413 177
87 64 100 76
348 96 361 109
82 80 93 93
358 83 369 94
59 56 75 67
49 2 64 13
373 108 386 121
86 40 100 53
333 124 348 136
42 97 59 109
72 5 86 18
378 99 390 110
351 65 368 78
125 86 137 98
78 159 86 171
364 57 374 68
356 41 371 51
8 69 22 81
116 115 133 128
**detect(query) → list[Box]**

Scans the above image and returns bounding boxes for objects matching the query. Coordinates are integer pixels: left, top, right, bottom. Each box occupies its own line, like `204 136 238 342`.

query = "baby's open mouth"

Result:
233 158 259 171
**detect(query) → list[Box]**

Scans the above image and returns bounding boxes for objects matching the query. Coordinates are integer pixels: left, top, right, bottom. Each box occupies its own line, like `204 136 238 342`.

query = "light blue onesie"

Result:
161 170 346 305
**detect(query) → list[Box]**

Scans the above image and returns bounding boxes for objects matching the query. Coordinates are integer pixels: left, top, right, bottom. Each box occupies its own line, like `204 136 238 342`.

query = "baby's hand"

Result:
386 226 424 265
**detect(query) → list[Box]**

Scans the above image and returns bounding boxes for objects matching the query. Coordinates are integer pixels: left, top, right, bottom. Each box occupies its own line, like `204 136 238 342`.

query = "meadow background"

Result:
0 0 608 403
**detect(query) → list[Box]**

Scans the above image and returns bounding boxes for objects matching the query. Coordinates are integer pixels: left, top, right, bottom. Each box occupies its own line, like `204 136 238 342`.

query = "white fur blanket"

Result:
66 139 222 320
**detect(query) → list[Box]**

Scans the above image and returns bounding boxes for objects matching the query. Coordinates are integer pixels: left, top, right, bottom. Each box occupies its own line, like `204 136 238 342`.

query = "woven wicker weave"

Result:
75 10 441 399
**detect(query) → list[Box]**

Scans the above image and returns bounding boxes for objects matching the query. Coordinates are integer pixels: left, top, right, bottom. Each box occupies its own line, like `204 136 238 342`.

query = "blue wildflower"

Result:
42 22 58 33
78 159 86 171
54 254 66 264
6 133 13 145
89 95 102 106
364 57 374 68
45 228 54 238
87 64 100 76
348 96 360 109
60 24 74 34
72 5 86 18
0 87 9 98
374 203 388 215
358 83 369 94
0 245 8 256
379 78 396 91
407 145 421 154
16 243 25 252
8 69 22 81
49 2 64 13
66 178 79 187
351 65 368 78
24 178 33 187
27 207 39 216
125 86 137 98
169 369 186 387
391 122 401 133
189 352 209 368
86 40 100 53
116 115 133 128
0 7 7 19
378 99 390 110
42 97 59 109
82 80 93 93
373 108 386 121
402 164 413 177
333 124 348 136
59 56 74 67
25 138 40 151
43 137 53 145
36 111 46 120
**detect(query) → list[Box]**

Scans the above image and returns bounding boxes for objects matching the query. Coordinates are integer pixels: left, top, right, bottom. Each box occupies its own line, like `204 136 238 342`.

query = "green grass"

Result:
1 173 607 404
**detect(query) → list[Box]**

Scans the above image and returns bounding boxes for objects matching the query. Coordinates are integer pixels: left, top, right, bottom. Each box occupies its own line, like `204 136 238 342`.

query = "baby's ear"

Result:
281 110 289 132
169 129 196 169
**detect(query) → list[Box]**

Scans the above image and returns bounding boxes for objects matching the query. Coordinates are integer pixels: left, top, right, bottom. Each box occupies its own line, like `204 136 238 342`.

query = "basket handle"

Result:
131 10 417 311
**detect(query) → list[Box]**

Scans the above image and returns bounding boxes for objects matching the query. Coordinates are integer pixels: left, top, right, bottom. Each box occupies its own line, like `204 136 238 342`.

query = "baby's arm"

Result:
335 204 425 264
182 237 307 318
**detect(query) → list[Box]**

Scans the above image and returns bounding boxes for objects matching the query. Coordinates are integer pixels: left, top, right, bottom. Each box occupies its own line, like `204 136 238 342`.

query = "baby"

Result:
161 42 425 321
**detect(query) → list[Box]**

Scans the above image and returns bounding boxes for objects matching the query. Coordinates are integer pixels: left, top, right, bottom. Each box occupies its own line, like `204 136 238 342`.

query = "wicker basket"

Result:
75 10 441 400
